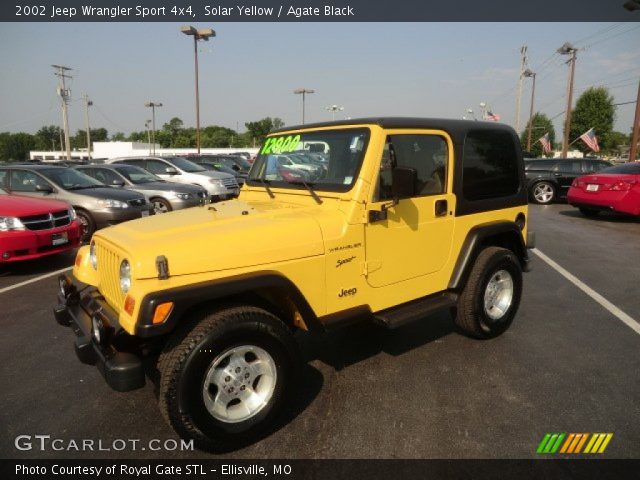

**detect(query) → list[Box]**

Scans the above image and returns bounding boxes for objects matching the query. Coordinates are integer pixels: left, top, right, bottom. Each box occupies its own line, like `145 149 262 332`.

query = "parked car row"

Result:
1 156 242 259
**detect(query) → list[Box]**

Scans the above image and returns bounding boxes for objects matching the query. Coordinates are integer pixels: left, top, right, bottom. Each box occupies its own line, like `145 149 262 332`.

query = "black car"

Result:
185 154 249 185
525 158 612 204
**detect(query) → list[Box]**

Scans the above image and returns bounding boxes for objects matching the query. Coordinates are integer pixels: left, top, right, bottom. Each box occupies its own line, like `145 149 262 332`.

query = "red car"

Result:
567 162 640 217
0 187 81 263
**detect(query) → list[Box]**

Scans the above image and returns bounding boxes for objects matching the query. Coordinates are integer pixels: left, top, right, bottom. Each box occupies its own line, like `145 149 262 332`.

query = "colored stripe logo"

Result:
537 433 613 454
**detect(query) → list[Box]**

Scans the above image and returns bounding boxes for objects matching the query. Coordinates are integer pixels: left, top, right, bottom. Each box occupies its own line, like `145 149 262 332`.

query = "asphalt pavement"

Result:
1 203 638 459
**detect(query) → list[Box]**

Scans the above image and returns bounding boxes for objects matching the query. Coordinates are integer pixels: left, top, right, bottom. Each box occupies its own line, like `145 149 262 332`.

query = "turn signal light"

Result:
124 295 136 315
152 302 174 325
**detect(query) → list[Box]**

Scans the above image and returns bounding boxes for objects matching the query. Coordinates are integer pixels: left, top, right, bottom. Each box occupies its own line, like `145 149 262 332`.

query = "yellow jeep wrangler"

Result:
55 118 534 450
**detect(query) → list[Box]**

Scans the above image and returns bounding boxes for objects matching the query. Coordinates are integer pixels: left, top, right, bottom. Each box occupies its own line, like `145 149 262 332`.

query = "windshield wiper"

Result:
256 177 275 199
284 179 323 204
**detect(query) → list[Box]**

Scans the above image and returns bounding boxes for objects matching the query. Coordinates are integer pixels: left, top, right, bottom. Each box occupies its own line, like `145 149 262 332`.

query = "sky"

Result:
0 22 639 141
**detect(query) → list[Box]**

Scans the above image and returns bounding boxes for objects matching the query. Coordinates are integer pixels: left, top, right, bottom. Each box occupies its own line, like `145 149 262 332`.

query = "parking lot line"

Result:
532 248 640 336
0 266 72 295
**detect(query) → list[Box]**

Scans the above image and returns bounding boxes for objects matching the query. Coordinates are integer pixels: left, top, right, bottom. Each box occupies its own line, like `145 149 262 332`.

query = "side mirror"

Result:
165 167 179 175
36 184 53 193
111 179 126 187
391 166 417 200
232 164 240 171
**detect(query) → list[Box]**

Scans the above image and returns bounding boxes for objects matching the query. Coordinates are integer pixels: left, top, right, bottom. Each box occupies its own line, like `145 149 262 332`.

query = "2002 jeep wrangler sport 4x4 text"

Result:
55 118 534 451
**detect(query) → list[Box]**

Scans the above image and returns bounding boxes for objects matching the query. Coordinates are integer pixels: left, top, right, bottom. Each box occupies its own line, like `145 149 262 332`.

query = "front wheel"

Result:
75 209 95 243
454 247 523 339
151 197 172 214
530 181 556 205
157 306 300 452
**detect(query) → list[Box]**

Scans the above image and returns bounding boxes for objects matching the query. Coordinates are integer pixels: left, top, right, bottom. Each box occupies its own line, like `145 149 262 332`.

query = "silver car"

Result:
75 164 208 214
109 156 239 201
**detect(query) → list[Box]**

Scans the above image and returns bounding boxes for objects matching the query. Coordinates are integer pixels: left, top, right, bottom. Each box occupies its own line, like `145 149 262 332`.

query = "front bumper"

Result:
0 222 81 263
53 276 145 392
92 205 154 230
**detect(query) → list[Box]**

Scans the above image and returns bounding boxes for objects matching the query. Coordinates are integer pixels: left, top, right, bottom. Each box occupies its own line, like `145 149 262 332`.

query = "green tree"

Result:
0 132 36 161
34 125 62 151
110 132 127 141
162 117 184 147
520 112 556 157
244 117 285 144
569 87 615 154
71 128 109 149
601 131 629 156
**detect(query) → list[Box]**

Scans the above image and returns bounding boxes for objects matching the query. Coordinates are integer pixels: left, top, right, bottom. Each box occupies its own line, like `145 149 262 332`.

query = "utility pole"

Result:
524 69 537 151
58 127 64 159
145 102 162 155
558 43 577 158
83 94 93 160
294 89 315 124
52 65 72 160
629 79 640 162
515 46 527 134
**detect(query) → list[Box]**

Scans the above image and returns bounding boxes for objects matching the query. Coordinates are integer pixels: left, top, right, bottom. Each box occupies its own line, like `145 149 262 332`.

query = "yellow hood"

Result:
95 199 325 279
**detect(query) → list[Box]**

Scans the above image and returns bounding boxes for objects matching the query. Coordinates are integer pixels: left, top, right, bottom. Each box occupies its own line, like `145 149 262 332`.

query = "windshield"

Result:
166 157 206 173
600 162 640 175
41 168 104 190
247 128 369 192
115 165 162 184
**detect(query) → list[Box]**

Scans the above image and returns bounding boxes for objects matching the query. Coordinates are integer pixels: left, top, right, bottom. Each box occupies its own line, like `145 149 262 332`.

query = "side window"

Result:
146 160 168 175
462 130 519 200
93 168 121 185
9 170 50 192
377 134 448 201
0 170 7 188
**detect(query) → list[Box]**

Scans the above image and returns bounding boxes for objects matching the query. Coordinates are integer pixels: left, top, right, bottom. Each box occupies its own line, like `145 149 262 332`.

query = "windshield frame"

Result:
246 127 371 193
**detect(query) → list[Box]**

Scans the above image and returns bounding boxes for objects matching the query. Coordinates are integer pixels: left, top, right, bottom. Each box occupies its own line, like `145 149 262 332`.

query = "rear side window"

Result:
525 160 556 171
553 161 582 173
462 130 519 200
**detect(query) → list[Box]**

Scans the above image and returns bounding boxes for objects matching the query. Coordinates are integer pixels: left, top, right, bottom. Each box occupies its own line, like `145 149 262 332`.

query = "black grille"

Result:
222 177 239 189
20 210 71 231
128 198 146 207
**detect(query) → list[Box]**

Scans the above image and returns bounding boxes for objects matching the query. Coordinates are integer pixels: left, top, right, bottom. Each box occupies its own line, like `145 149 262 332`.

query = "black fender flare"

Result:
135 271 322 337
448 221 529 290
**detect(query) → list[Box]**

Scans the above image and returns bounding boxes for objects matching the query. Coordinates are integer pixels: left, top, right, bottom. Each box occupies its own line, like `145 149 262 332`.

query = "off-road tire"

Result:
157 306 300 452
455 247 523 339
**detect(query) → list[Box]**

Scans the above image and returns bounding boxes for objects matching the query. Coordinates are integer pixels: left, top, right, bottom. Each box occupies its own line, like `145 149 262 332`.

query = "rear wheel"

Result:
455 247 523 339
75 209 95 243
151 197 172 214
157 306 300 451
531 181 556 204
579 207 599 217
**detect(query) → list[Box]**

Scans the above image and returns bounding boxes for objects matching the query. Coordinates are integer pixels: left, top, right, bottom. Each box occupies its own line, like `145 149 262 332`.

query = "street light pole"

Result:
145 102 163 155
293 88 315 124
558 42 577 158
524 69 537 151
326 105 344 121
181 25 215 155
145 120 152 155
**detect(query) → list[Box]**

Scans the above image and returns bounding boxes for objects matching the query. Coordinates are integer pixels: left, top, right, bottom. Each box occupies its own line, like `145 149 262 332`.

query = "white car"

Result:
109 156 239 201
271 154 322 178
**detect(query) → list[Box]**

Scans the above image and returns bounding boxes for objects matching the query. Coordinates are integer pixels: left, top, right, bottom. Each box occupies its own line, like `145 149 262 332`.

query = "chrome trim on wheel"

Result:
483 269 514 321
533 183 554 203
202 345 277 424
152 200 169 214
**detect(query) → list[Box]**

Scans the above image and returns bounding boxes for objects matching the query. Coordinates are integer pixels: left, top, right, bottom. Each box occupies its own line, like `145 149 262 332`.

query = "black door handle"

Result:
435 199 448 217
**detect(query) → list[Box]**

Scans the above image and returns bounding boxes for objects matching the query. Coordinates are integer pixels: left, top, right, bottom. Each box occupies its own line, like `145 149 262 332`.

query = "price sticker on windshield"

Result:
260 135 301 155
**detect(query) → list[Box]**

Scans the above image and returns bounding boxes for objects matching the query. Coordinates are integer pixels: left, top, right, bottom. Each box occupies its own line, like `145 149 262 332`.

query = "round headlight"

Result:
119 259 131 294
89 241 97 270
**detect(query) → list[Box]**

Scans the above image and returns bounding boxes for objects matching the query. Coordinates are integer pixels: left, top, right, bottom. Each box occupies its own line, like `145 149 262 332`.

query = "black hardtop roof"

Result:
272 117 517 137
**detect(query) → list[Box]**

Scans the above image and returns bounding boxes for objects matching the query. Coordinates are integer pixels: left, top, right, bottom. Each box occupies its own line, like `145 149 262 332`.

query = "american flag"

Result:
538 132 552 154
486 111 501 121
579 128 600 152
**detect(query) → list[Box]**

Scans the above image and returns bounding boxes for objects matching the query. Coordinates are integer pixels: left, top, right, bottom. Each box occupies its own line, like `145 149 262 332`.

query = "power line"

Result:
582 25 640 50
572 22 625 48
